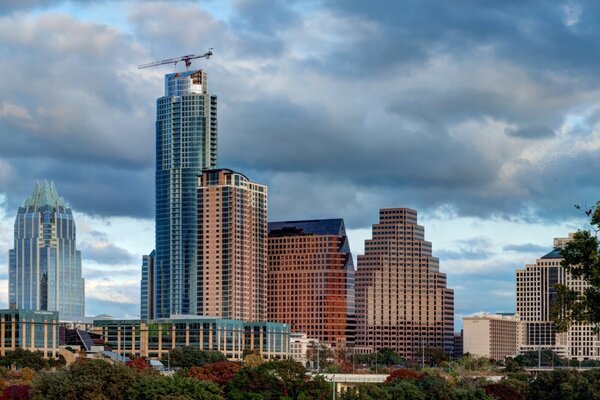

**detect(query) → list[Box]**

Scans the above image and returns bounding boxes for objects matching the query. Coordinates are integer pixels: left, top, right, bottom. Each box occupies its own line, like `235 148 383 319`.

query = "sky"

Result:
0 0 598 329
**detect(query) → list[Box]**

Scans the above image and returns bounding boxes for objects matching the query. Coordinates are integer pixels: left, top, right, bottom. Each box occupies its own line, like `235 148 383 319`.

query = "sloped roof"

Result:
268 219 346 237
541 248 562 259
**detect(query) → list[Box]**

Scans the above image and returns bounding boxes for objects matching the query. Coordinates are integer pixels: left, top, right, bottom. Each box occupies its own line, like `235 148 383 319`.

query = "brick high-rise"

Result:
267 219 355 347
355 208 454 358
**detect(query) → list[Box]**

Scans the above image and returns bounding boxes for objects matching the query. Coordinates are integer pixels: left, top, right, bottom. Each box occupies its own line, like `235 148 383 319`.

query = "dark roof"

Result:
268 219 345 237
541 248 562 259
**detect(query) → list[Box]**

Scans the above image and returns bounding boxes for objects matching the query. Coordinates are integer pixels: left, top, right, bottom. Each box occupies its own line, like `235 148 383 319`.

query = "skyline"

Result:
0 1 598 327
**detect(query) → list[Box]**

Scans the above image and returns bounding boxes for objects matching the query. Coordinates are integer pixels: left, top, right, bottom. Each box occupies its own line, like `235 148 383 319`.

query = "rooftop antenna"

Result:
138 48 213 70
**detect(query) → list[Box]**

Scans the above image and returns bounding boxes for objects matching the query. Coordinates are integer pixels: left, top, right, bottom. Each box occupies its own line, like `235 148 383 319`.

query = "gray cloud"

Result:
505 125 555 139
2 1 600 230
80 232 137 265
436 237 494 261
503 243 550 253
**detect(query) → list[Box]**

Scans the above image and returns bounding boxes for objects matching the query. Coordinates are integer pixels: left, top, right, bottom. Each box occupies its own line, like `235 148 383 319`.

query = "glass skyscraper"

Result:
9 181 85 319
155 70 218 318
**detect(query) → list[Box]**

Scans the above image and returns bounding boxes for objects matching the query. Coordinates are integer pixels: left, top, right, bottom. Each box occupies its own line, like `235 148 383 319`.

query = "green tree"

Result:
127 375 223 400
552 204 600 331
168 348 226 369
226 360 329 400
0 349 46 371
339 384 390 400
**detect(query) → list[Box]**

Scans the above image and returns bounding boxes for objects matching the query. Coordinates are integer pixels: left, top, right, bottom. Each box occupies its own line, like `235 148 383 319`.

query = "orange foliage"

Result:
126 357 151 373
187 360 242 386
385 368 423 383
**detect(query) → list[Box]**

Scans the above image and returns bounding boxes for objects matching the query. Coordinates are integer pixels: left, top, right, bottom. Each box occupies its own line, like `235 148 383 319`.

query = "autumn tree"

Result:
185 361 241 386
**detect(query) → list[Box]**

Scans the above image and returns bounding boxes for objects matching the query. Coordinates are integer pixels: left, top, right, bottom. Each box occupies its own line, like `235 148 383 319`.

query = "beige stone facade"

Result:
0 309 58 358
355 208 454 358
463 314 523 360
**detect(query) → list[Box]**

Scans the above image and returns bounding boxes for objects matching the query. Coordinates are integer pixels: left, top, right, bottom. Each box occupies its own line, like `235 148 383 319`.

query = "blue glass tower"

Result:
155 70 218 318
9 181 85 319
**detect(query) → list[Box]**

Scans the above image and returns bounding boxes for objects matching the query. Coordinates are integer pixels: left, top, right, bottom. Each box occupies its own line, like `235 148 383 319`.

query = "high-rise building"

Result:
355 208 454 358
154 70 218 318
197 169 267 322
267 219 355 346
140 250 155 320
9 181 85 319
516 235 600 359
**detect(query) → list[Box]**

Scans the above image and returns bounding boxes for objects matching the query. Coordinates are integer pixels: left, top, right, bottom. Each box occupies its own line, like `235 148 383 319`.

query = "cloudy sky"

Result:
0 0 598 327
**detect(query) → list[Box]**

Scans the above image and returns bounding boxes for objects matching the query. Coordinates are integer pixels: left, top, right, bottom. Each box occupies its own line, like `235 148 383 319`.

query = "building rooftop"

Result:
268 219 346 237
22 181 69 212
541 248 562 259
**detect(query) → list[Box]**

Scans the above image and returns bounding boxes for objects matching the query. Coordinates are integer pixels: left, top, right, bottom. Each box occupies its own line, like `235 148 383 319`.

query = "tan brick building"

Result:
267 219 355 347
197 169 267 322
355 208 454 358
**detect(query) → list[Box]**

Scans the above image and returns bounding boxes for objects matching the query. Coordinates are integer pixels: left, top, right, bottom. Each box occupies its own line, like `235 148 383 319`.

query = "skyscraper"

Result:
155 70 218 318
516 234 600 359
267 219 355 346
140 250 155 320
355 208 454 358
197 169 267 321
9 181 85 319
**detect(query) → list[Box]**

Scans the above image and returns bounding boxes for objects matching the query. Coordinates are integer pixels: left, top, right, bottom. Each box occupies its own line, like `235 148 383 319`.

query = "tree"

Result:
127 357 152 373
243 353 264 368
0 350 46 371
483 383 524 400
0 385 32 400
385 368 423 383
552 204 600 331
184 361 242 386
168 348 226 369
226 360 329 400
127 375 223 400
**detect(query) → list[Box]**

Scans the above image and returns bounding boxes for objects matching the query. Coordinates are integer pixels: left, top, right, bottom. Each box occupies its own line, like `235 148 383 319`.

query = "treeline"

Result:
0 348 600 399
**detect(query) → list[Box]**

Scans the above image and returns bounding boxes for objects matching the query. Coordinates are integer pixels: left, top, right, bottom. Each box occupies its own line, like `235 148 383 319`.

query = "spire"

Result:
22 180 69 211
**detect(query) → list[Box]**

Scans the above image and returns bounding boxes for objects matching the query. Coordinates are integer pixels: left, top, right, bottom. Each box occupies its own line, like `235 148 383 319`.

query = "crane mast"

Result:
138 48 213 70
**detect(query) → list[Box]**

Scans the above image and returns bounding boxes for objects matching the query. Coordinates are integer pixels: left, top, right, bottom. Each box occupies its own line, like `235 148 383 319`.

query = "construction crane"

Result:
138 48 213 70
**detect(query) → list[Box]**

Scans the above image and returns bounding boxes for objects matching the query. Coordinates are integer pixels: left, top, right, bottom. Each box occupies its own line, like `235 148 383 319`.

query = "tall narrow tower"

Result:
355 208 454 358
155 70 218 318
9 181 85 319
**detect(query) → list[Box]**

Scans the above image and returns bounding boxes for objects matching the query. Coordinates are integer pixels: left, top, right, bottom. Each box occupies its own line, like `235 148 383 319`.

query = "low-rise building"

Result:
463 314 523 360
290 333 319 367
0 309 59 358
92 315 290 361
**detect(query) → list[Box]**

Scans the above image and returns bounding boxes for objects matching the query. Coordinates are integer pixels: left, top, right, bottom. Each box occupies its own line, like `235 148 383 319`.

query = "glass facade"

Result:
155 70 218 318
140 250 155 320
0 309 59 358
93 317 289 361
9 182 85 319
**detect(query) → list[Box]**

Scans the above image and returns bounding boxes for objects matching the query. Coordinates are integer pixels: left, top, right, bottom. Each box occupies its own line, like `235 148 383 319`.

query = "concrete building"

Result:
92 316 289 361
289 332 319 367
463 314 523 360
355 208 454 358
140 251 155 320
197 168 267 322
516 235 600 359
267 219 355 347
154 69 218 318
9 181 85 320
0 309 59 358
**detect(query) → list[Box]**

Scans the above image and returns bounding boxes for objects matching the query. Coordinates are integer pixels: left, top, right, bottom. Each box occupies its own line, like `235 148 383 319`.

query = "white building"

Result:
290 333 319 367
463 314 523 360
516 235 600 360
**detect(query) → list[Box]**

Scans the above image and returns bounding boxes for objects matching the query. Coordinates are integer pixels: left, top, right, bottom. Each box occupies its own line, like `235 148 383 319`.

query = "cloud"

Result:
503 243 549 253
505 125 555 139
79 231 137 265
437 237 494 261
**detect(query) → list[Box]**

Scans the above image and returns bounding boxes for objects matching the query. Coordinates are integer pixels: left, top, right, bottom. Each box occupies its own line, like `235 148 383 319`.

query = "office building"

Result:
9 181 85 319
289 333 319 367
0 309 59 358
516 235 600 359
355 208 454 358
267 219 355 346
140 251 155 320
197 169 267 322
154 69 218 318
463 314 523 360
92 316 289 361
